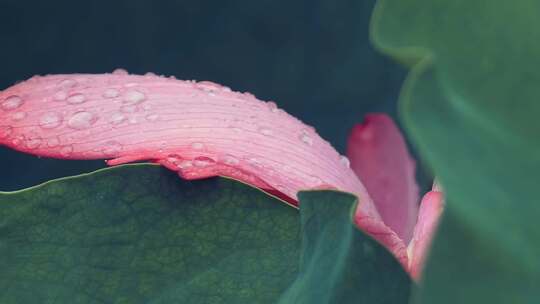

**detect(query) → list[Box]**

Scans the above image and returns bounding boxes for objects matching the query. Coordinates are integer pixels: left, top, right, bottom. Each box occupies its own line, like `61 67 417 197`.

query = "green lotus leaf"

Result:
0 164 410 303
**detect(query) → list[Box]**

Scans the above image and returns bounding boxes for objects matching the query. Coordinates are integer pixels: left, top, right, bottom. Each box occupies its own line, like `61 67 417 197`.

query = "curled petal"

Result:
407 190 445 280
0 73 382 216
0 73 416 274
347 113 419 243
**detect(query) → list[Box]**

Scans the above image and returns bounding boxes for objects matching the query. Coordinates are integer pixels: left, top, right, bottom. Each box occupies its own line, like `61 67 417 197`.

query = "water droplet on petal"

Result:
60 145 73 157
258 127 273 136
112 68 128 75
67 93 87 104
267 101 278 111
120 105 138 113
308 175 323 186
25 135 42 149
197 81 221 93
39 112 63 129
222 154 239 165
53 91 68 101
109 112 126 125
247 157 263 168
101 140 123 156
166 154 182 164
123 90 146 105
47 137 60 147
193 156 216 168
191 142 204 150
177 160 193 169
340 155 350 168
145 113 159 122
124 82 139 88
11 112 27 121
299 131 313 146
58 79 77 89
103 88 120 98
67 111 97 130
1 95 24 111
12 135 24 146
0 126 13 138
230 127 242 133
166 154 192 169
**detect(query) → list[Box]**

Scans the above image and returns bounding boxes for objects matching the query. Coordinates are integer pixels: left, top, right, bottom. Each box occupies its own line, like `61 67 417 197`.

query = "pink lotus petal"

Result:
0 73 379 210
347 114 419 243
0 73 412 272
407 190 444 280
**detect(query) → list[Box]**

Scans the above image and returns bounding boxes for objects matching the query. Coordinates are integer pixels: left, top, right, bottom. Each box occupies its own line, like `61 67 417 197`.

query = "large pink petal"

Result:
0 73 377 210
407 189 444 280
0 73 410 270
347 114 419 243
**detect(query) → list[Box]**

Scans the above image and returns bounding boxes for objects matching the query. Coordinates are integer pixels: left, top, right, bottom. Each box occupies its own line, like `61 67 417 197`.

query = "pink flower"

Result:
0 73 443 280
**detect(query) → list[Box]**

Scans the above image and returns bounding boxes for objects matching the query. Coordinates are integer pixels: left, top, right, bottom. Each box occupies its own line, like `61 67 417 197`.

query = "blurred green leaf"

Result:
371 1 540 303
0 164 410 303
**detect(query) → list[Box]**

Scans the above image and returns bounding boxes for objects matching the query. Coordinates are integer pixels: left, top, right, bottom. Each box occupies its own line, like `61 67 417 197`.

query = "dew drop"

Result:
191 142 204 150
101 141 123 156
39 112 63 129
53 91 68 101
247 157 263 168
142 104 152 111
120 105 138 113
193 156 216 168
128 117 138 124
67 111 97 130
60 145 74 157
222 154 239 165
145 113 159 122
25 135 42 149
1 95 24 111
258 127 273 136
308 175 323 186
66 93 87 104
166 154 192 169
11 135 24 146
58 79 77 89
11 112 27 121
103 88 120 98
0 126 13 138
123 90 146 105
340 155 350 168
47 137 60 148
230 127 242 133
112 68 128 75
177 160 193 169
197 81 221 93
299 131 313 146
166 154 182 164
109 112 126 125
267 101 278 111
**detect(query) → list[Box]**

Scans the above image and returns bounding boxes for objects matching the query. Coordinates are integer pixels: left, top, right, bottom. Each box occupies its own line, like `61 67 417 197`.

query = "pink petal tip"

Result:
347 113 419 243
